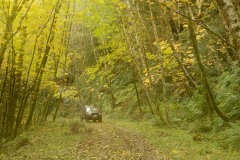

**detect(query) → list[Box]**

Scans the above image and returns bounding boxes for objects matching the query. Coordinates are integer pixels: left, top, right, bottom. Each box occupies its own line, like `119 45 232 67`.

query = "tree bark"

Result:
116 6 155 115
132 66 142 114
215 0 240 64
25 0 62 129
188 18 230 122
53 92 61 122
0 0 34 69
14 16 52 137
148 2 169 124
128 0 166 124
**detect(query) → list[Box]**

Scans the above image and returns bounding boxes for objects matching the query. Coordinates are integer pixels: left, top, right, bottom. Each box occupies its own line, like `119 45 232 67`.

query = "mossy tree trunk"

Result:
188 17 230 122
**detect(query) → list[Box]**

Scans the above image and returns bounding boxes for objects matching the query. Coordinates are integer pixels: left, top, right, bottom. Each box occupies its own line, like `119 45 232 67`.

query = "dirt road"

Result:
76 122 167 160
2 120 167 160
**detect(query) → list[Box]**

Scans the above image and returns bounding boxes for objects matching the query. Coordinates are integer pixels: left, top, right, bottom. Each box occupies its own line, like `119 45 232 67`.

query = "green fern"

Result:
186 91 208 120
216 66 240 120
223 123 240 150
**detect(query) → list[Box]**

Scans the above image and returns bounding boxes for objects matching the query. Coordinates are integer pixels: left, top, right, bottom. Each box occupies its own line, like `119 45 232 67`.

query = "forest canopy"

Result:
0 0 240 151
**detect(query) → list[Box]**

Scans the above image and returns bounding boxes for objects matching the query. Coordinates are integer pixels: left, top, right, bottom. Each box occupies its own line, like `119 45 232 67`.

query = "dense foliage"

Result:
0 0 240 151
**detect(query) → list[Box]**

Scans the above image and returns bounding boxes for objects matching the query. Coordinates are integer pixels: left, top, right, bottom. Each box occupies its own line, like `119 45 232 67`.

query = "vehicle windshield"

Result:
85 106 99 113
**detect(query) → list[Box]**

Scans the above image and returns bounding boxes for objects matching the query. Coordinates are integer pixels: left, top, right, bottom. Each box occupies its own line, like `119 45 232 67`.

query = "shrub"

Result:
15 137 31 151
186 90 208 121
150 116 165 127
69 120 86 134
216 66 240 121
222 122 240 151
190 121 212 133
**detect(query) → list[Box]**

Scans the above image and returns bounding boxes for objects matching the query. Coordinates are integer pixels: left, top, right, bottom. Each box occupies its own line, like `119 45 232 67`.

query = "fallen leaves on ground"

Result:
2 120 167 160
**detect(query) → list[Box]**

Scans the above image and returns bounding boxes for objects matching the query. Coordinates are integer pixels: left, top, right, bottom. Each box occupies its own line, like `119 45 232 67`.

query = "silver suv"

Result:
81 106 102 122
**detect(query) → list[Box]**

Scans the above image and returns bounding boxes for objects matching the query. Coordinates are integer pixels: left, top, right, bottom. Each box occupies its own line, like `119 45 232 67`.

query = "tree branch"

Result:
158 2 237 51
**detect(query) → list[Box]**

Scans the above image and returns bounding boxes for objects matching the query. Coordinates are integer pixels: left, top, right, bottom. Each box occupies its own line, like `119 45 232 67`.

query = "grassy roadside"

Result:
1 116 239 160
110 118 240 160
0 118 87 160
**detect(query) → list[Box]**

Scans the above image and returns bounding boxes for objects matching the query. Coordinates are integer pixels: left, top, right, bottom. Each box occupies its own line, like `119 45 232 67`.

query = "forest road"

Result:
77 121 167 160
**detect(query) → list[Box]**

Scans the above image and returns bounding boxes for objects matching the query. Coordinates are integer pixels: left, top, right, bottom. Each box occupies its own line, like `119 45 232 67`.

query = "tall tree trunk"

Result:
42 92 54 122
0 0 34 69
0 0 19 69
25 0 62 129
188 18 230 122
215 0 240 64
0 56 10 138
53 92 62 122
132 66 142 114
117 6 155 115
165 12 198 90
148 2 169 124
52 0 76 122
14 17 51 137
6 25 27 138
5 23 18 138
131 1 166 122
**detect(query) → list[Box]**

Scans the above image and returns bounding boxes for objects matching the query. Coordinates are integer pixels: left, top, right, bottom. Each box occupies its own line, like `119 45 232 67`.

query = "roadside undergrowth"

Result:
0 118 87 160
110 118 240 160
1 117 239 160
